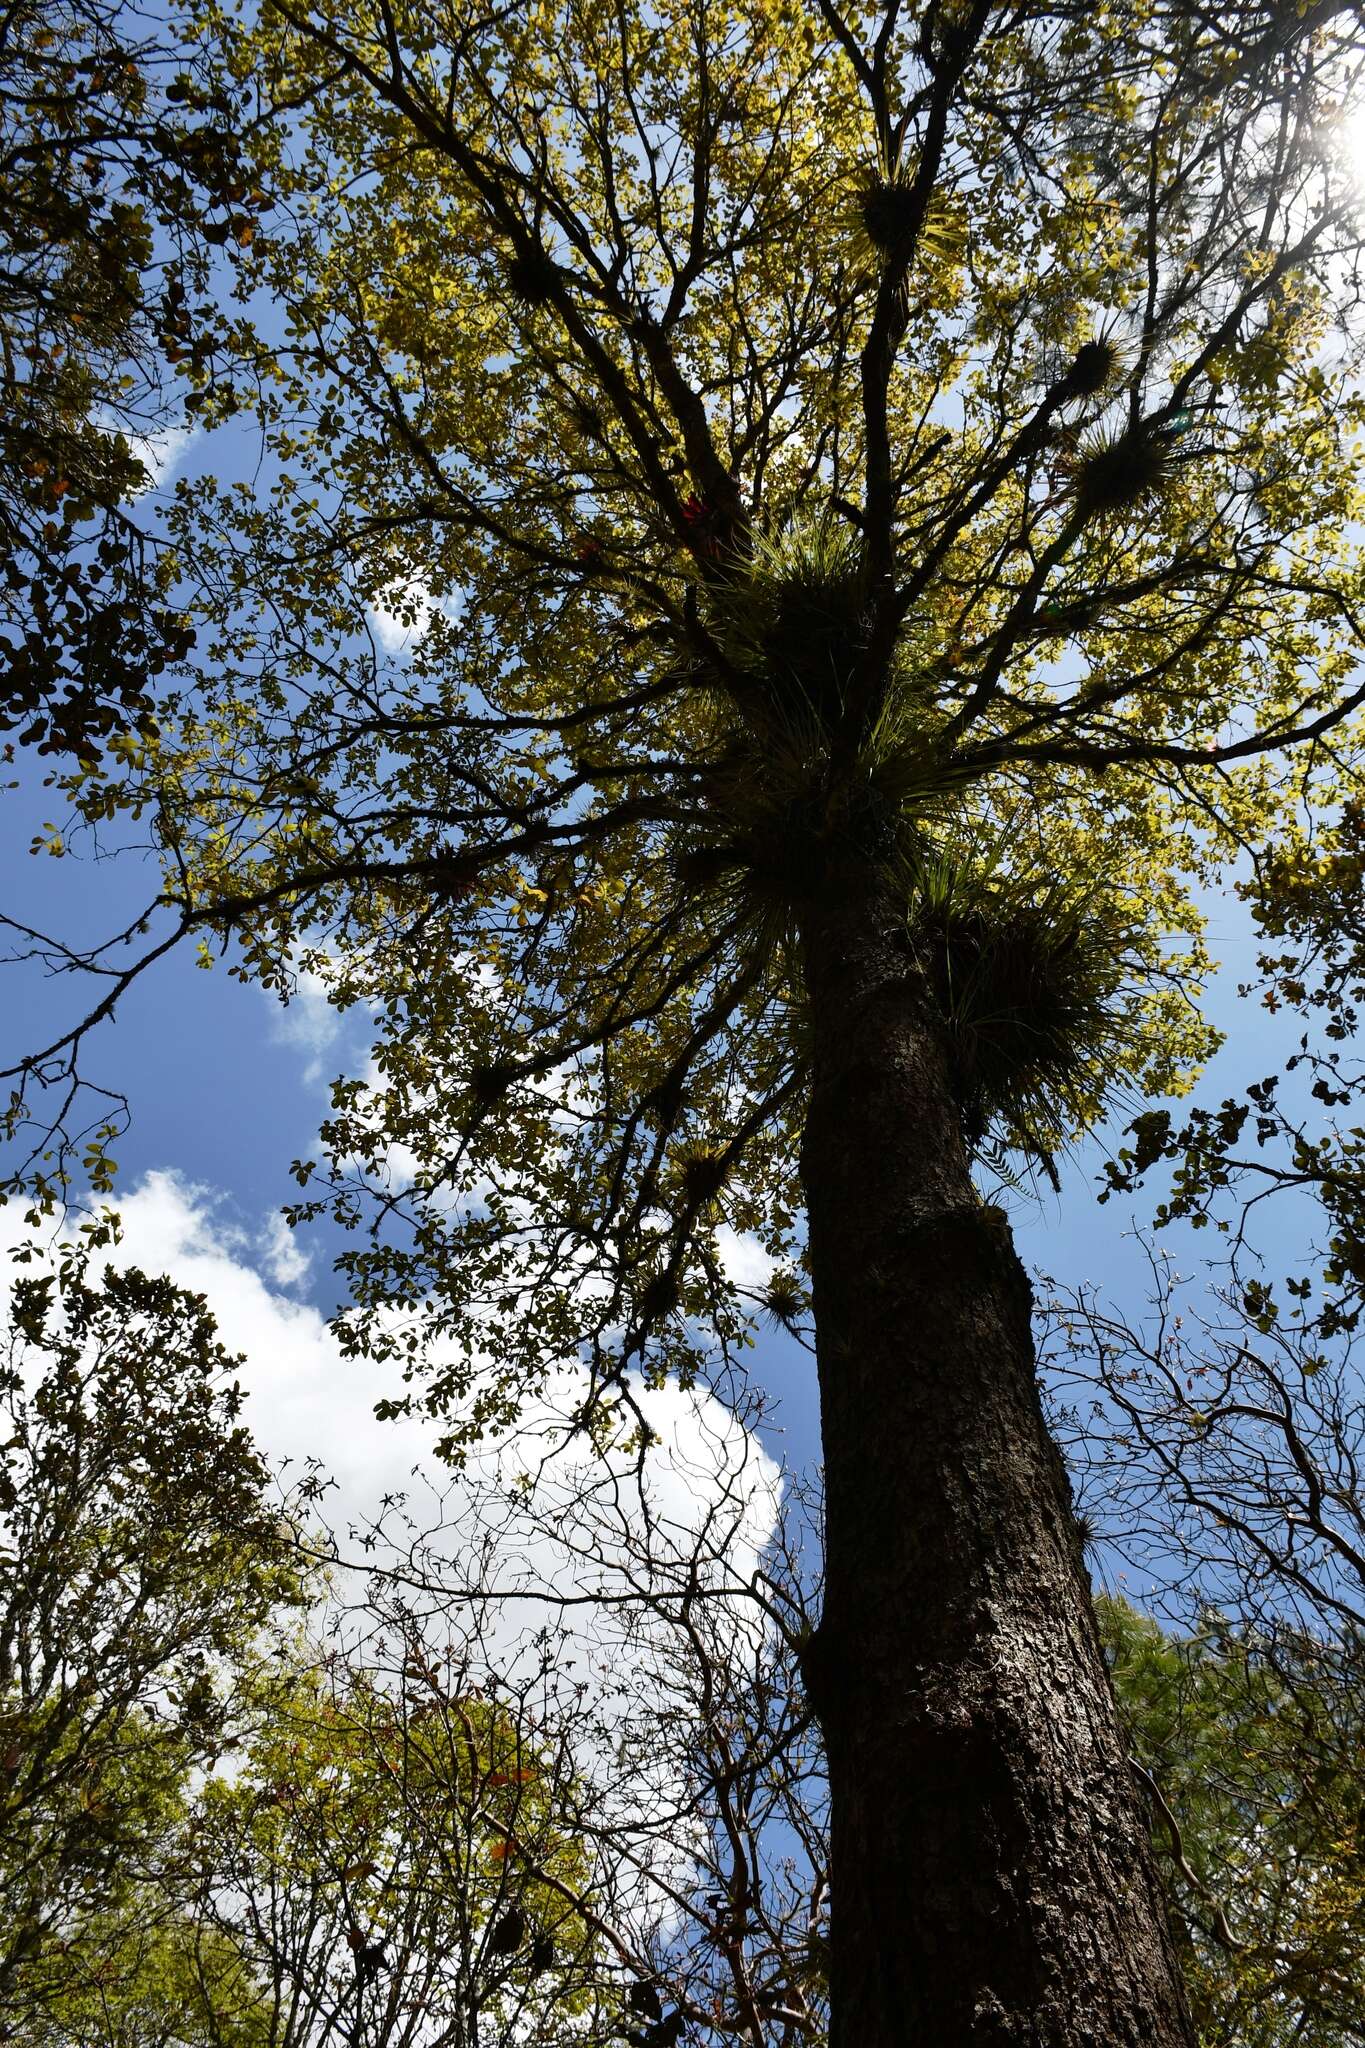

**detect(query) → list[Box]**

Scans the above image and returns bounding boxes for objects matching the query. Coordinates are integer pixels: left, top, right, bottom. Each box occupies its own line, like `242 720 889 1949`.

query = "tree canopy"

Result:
17 0 1365 1405
1102 1596 1365 2048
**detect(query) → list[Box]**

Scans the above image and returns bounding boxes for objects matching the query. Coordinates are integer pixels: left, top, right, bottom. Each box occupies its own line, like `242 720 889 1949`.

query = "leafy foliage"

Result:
172 1652 608 2048
36 0 1365 1416
0 0 263 760
0 1256 300 2032
907 834 1143 1171
1105 1598 1365 2047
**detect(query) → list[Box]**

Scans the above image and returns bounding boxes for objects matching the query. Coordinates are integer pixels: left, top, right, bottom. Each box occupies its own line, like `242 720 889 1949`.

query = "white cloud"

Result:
266 965 347 1086
367 577 463 653
0 1174 423 1519
715 1223 777 1293
403 1372 785 1906
0 1173 786 1915
81 1172 424 1515
0 1172 781 1583
129 420 200 490
258 1210 311 1289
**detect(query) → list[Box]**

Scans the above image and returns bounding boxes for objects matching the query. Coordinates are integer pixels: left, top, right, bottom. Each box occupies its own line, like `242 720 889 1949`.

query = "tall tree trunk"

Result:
798 858 1194 2048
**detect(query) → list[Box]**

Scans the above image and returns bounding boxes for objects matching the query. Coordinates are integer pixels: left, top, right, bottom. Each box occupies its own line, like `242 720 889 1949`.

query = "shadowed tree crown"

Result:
18 0 1347 1428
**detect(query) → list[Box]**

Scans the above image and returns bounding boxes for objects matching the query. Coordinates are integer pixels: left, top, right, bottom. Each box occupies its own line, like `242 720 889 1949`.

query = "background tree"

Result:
1102 1597 1365 2048
178 1630 610 2048
7 1370 825 2048
0 1255 300 2037
10 0 1365 2037
12 1250 1365 2048
296 1391 830 2048
1041 805 1365 2044
1049 781 1365 1651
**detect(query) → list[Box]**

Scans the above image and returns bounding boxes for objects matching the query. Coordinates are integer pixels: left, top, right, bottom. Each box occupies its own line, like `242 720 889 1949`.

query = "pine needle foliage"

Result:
761 1270 806 1330
859 175 921 253
667 678 1143 1174
853 171 966 269
1058 329 1135 402
504 245 559 306
1074 425 1175 519
677 1141 730 1208
712 517 870 734
668 840 748 896
1066 338 1124 397
907 842 1139 1154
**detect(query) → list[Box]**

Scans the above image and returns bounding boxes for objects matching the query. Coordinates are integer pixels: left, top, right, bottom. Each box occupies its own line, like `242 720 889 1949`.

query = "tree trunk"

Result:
798 858 1194 2048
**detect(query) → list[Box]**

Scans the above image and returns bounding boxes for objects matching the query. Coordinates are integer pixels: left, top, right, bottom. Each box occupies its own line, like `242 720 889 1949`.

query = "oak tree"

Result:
12 0 1365 2038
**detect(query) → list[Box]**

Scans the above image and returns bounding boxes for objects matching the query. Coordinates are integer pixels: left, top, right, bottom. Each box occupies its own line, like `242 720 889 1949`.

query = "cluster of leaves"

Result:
1104 1598 1365 2048
0 1251 617 2047
1100 798 1365 1338
0 0 267 760
0 1254 301 2030
149 1656 610 2048
9 1644 621 2048
0 1244 829 2048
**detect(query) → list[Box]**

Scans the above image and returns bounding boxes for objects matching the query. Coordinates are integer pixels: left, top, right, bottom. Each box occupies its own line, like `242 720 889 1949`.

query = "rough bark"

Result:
798 858 1195 2048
